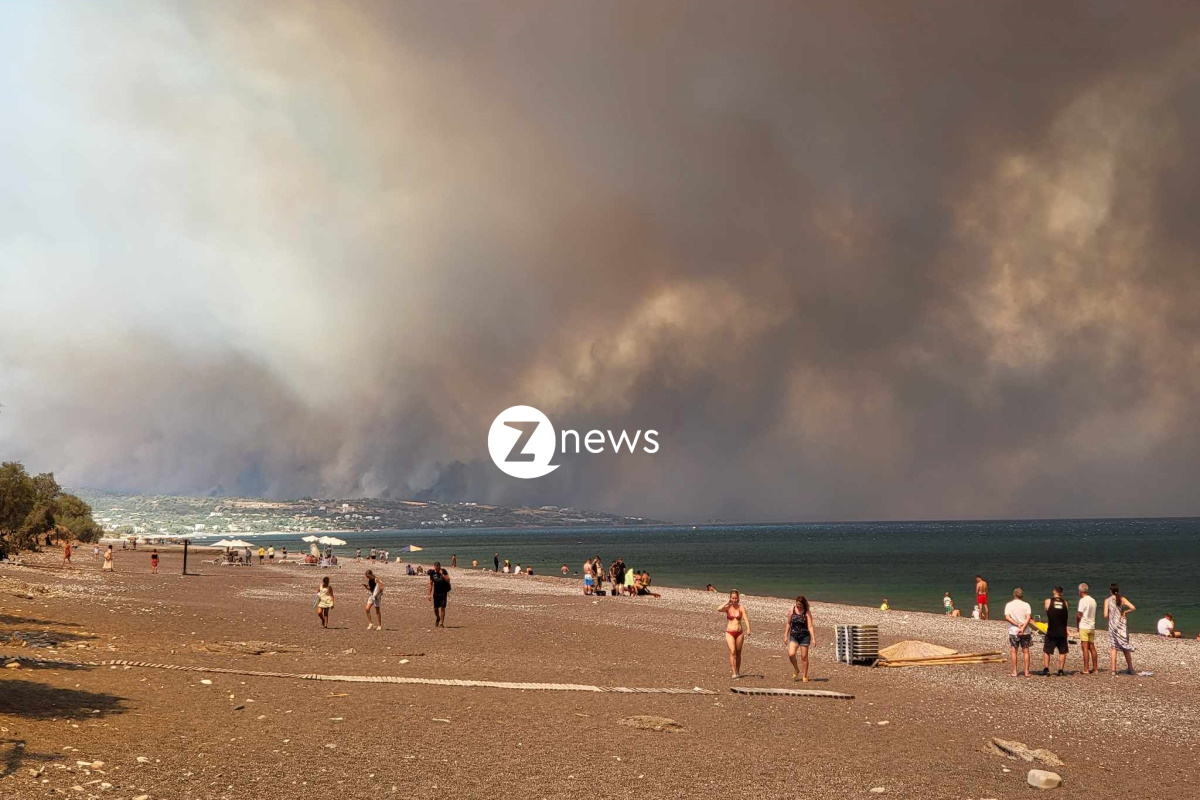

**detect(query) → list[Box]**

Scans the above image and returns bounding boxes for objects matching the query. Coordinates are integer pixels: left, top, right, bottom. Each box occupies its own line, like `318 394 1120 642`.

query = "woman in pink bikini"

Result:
717 589 750 678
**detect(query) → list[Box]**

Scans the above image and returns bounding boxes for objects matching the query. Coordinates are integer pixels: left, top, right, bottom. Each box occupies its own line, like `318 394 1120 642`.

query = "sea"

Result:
210 517 1200 635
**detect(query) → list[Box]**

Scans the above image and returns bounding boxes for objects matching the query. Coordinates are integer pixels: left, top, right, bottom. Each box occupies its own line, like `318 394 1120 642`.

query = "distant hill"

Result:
71 489 662 536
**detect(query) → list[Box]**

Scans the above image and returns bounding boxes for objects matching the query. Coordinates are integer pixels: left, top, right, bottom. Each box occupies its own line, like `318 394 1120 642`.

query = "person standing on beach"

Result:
718 589 750 679
1104 583 1136 675
363 569 383 630
582 558 594 595
61 540 72 567
268 546 274 563
943 592 953 615
451 554 457 568
316 577 334 628
1077 583 1098 674
1042 586 1070 676
102 544 114 573
975 575 990 620
258 546 265 564
1005 587 1032 678
150 548 159 574
494 553 500 572
784 595 814 682
427 561 451 627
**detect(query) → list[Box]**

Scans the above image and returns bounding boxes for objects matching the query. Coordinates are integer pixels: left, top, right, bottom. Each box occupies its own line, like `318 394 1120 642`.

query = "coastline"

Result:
3 549 1199 799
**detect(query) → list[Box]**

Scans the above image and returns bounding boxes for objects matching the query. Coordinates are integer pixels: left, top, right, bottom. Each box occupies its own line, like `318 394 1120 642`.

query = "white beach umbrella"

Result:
210 539 240 548
222 539 254 549
317 536 347 546
301 535 320 543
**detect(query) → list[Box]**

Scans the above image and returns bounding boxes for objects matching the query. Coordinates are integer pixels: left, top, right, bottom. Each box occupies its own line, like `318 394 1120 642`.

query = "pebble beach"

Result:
2 548 1199 799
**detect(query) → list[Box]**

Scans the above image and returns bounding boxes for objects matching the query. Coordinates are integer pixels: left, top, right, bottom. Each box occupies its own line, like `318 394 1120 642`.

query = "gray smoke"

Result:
3 1 1200 521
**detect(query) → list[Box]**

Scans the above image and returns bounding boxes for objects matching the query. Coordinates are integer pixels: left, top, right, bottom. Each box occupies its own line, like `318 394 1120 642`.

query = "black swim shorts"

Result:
1043 635 1068 655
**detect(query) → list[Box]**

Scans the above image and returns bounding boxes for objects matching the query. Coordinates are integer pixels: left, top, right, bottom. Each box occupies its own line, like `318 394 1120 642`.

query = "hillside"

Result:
72 489 660 535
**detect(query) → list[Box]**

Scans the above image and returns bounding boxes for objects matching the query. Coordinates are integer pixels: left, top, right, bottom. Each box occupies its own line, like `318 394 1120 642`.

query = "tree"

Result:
0 462 104 557
54 493 103 543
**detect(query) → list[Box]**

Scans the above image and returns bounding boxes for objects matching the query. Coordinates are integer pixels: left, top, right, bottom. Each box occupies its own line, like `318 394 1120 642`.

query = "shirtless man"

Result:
975 575 990 621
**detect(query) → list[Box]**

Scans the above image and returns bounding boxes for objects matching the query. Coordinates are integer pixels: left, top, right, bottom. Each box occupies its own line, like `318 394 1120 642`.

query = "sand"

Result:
2 548 1199 799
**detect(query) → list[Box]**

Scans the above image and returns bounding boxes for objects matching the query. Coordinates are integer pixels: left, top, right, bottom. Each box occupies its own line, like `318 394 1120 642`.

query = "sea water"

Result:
243 517 1200 634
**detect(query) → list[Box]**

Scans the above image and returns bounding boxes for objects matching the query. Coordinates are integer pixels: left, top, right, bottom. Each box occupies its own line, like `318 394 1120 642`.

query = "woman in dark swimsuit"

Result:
717 590 750 678
784 595 815 681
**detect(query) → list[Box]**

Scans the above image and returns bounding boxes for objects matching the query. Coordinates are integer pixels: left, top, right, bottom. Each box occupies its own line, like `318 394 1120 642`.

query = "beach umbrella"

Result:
211 539 241 548
317 536 347 546
301 535 320 543
402 544 423 552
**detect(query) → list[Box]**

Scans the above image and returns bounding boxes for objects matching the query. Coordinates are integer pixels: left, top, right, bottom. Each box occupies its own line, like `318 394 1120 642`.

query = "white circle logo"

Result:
488 405 561 479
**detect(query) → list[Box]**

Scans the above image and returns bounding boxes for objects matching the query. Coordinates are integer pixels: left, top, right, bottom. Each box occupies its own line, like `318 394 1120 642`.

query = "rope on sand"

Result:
729 686 854 699
4 655 718 695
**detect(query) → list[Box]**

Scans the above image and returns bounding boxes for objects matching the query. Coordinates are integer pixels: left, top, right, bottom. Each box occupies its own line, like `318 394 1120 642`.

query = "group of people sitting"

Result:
303 548 339 566
573 556 660 597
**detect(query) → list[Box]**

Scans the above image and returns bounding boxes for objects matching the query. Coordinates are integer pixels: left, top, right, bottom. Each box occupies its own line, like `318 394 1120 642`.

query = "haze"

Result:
3 1 1200 522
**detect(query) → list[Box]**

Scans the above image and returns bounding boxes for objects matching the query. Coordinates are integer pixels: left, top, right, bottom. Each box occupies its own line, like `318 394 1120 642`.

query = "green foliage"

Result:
0 462 104 557
55 493 104 543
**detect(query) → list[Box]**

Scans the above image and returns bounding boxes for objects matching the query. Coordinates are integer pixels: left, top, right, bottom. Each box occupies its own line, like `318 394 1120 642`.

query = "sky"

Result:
2 1 1200 522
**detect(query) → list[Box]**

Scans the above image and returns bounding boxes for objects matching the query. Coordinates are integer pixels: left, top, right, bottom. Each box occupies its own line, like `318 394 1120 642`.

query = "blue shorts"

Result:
789 631 811 647
584 575 594 586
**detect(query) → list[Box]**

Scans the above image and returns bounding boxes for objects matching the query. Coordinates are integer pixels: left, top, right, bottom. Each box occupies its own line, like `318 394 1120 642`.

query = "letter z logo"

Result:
488 406 560 479
503 420 539 462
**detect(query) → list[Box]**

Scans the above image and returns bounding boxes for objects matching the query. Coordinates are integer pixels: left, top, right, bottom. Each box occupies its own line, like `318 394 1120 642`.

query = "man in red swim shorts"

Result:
975 574 989 620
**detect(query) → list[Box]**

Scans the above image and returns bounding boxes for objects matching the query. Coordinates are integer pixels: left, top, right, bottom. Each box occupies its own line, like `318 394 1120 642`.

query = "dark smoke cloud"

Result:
3 1 1200 521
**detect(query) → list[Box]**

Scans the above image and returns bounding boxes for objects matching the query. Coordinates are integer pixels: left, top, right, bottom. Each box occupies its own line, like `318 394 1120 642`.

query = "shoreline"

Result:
3 549 1198 799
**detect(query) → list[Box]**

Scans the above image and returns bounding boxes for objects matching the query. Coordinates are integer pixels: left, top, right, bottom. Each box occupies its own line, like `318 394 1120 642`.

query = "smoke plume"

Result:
3 1 1200 521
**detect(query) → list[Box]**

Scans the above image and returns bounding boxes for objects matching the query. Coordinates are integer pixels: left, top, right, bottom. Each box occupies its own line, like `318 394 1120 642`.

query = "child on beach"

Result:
316 577 334 628
150 549 158 574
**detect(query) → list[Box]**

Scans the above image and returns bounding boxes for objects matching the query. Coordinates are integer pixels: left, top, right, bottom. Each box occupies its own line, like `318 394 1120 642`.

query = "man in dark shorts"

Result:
1042 585 1070 676
494 553 500 572
610 558 625 597
427 561 451 627
1004 587 1033 678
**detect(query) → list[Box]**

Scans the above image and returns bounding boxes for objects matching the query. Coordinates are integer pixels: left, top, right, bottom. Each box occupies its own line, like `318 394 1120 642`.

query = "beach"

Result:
3 549 1199 799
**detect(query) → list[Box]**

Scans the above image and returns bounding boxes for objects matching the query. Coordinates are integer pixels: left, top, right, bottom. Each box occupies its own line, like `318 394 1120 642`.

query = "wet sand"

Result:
2 548 1199 799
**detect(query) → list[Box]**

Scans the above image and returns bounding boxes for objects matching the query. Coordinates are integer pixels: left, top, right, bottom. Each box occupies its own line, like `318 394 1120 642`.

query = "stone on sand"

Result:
1027 769 1062 790
987 738 1063 767
618 715 685 732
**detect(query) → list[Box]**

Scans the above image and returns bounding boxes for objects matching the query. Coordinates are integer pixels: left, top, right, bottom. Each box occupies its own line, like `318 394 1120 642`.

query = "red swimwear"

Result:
726 608 743 638
977 594 988 604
